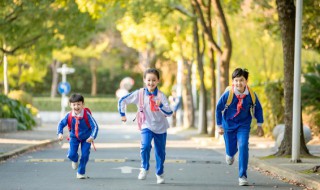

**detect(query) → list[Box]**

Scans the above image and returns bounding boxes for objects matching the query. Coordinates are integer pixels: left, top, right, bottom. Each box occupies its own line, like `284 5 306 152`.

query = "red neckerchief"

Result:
74 116 82 139
232 94 246 119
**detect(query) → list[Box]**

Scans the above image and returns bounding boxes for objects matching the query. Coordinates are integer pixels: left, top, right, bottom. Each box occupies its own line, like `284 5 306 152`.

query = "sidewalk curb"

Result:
0 139 58 162
250 157 320 190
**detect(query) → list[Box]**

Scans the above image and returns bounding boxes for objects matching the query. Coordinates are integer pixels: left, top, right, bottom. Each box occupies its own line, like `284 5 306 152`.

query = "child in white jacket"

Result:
118 68 173 184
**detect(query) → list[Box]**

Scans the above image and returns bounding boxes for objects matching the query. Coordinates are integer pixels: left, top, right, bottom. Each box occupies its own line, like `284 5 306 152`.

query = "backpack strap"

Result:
225 86 233 108
83 108 92 129
138 88 144 111
247 86 256 105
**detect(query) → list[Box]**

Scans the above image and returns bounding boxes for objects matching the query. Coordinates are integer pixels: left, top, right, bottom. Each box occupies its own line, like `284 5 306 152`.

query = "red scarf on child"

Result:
232 86 249 119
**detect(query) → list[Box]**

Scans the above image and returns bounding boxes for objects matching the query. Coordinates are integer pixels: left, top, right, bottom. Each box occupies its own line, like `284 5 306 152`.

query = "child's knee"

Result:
141 143 152 151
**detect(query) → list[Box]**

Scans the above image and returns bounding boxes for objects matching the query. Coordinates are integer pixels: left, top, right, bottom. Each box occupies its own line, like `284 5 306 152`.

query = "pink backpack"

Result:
135 88 162 130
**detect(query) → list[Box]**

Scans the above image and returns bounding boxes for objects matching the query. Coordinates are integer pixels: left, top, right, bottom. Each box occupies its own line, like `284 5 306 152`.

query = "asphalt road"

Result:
0 124 303 190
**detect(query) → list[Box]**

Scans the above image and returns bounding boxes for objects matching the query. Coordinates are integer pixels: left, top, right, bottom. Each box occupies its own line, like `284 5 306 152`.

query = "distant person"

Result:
216 68 264 186
57 93 99 179
118 68 173 184
168 86 181 127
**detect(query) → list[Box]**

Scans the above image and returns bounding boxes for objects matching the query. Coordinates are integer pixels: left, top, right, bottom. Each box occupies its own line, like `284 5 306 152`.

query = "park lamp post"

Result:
292 0 303 163
57 64 75 119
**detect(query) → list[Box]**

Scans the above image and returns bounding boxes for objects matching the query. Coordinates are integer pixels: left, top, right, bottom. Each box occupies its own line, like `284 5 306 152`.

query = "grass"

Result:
33 97 137 112
259 154 319 160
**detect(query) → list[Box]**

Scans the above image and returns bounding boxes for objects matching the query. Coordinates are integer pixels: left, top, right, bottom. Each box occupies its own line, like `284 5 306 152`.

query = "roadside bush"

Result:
0 94 36 130
8 90 39 116
8 90 32 105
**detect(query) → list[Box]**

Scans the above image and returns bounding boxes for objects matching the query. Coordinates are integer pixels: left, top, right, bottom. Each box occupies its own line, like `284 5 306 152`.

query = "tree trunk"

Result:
209 48 216 136
182 59 195 128
193 10 207 134
211 0 232 92
275 0 310 156
275 0 295 156
90 60 97 96
50 60 60 98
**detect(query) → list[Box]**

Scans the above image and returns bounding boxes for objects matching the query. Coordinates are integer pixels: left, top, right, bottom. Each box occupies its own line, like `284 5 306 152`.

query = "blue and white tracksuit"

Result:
57 109 99 175
216 87 263 178
118 87 173 175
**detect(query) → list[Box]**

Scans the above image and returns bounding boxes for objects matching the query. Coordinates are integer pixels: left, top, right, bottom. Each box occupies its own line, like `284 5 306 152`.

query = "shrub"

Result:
0 94 36 130
8 90 32 105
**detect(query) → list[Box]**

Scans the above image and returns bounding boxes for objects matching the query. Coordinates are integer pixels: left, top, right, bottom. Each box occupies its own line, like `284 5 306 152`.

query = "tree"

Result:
275 0 310 156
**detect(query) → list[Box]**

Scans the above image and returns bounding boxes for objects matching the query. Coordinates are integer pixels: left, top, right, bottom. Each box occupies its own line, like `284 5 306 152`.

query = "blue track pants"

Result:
67 137 91 175
224 128 250 178
140 128 167 175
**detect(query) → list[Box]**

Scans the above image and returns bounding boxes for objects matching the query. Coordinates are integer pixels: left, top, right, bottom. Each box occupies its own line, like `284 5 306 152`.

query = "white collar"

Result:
233 86 249 96
72 109 84 117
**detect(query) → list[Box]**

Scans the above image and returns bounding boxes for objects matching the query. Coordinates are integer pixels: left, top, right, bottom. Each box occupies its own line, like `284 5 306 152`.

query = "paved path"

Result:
0 112 319 189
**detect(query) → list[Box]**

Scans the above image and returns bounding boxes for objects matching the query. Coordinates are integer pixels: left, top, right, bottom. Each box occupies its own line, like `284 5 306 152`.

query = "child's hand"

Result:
121 116 127 123
218 127 224 135
58 133 63 141
155 100 161 106
86 137 94 143
257 126 264 137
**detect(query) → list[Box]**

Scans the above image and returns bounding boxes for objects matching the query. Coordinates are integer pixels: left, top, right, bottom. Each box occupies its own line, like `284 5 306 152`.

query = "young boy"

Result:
57 93 99 179
216 68 264 186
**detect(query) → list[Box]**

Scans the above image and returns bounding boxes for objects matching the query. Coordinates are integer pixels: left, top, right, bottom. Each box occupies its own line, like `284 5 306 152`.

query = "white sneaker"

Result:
76 173 88 179
239 176 249 186
156 174 165 184
226 155 234 165
138 168 148 180
72 161 78 170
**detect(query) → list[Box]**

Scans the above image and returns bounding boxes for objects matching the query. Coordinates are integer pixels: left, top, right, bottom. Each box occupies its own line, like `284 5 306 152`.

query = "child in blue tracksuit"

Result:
57 93 99 179
216 68 264 186
118 68 173 184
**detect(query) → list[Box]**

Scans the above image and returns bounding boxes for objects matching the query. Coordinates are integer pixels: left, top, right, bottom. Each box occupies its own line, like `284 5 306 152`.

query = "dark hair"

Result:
144 68 160 80
69 93 84 103
232 68 249 80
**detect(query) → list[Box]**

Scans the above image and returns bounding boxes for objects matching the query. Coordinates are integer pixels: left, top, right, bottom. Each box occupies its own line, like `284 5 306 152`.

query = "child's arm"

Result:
253 93 264 125
216 92 228 127
56 114 68 141
254 93 264 137
87 113 99 140
158 92 173 117
118 90 139 118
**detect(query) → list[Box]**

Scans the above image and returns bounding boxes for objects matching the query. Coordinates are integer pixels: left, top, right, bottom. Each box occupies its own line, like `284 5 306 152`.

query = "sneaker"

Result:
226 155 234 165
76 173 89 179
72 161 78 170
156 174 165 184
138 168 148 180
239 176 249 186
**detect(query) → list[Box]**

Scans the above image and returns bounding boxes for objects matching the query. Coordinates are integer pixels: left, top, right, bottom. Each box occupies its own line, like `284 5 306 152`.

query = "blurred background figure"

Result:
168 86 181 127
116 77 135 99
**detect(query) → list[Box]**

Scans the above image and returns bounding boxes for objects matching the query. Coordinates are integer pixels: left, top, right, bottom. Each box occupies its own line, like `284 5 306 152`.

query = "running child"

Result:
57 93 99 179
216 68 264 186
118 68 173 184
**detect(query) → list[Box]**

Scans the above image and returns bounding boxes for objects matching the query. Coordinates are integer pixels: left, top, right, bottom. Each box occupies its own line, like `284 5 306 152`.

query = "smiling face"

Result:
70 101 84 115
144 73 159 92
232 76 248 93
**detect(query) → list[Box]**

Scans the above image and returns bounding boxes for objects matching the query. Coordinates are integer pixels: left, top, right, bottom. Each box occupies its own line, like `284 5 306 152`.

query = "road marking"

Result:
113 166 140 173
95 159 125 162
27 159 65 162
165 159 187 163
26 158 221 164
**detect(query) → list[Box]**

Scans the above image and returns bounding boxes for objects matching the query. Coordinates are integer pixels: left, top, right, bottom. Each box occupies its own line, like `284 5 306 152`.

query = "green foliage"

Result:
0 94 36 130
302 63 320 134
248 82 284 137
8 90 32 105
264 81 284 125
